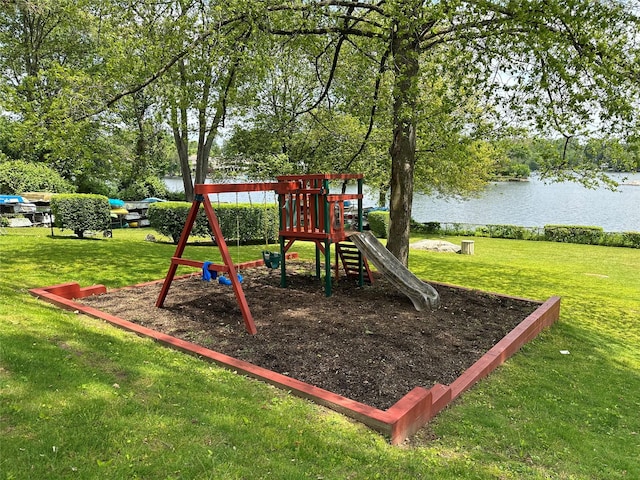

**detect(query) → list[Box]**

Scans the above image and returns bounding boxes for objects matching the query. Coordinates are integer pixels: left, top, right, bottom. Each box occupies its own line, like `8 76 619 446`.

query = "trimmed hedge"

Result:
544 225 604 245
215 203 279 245
412 220 638 248
148 202 279 244
622 231 640 248
368 211 390 238
476 224 529 240
147 202 204 242
50 194 111 238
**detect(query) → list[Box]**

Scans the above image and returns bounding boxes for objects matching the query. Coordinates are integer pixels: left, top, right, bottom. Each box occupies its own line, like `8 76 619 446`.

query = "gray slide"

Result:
349 231 440 310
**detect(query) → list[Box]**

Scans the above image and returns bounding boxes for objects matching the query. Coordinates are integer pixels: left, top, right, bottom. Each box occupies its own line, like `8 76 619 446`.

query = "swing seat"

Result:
262 251 281 269
218 274 243 286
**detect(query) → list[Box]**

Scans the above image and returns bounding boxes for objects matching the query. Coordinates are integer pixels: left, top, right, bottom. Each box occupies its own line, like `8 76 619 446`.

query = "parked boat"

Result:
0 195 36 214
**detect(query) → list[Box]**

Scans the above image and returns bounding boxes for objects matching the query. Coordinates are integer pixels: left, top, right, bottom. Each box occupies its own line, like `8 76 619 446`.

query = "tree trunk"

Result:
386 16 420 266
132 99 148 183
172 59 194 201
195 73 212 186
377 181 389 207
170 100 193 201
174 129 193 200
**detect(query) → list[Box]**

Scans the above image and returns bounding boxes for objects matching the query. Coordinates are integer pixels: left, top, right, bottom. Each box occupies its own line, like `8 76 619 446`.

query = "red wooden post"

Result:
156 198 202 308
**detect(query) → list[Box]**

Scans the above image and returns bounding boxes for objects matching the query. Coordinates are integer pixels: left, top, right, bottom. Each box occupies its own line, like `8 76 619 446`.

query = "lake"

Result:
164 172 640 233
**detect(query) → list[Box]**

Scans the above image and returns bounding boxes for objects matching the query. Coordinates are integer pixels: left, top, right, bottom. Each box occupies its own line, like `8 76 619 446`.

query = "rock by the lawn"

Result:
410 239 461 253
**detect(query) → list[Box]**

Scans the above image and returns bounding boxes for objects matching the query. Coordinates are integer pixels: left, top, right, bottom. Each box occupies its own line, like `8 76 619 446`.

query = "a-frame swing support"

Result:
156 181 297 335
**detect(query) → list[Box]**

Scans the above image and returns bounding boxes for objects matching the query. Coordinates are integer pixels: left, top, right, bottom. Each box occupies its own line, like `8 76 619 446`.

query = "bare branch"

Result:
266 1 386 16
268 26 383 38
342 46 390 172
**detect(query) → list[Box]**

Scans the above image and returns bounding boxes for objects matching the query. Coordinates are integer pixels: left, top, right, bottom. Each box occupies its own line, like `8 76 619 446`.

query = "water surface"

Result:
164 172 640 232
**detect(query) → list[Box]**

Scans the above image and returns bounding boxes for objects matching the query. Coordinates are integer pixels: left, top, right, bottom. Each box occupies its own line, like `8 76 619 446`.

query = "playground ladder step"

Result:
336 241 374 284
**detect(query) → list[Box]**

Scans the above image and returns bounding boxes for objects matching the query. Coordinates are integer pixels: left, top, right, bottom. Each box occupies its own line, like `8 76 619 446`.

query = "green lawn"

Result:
1 228 639 479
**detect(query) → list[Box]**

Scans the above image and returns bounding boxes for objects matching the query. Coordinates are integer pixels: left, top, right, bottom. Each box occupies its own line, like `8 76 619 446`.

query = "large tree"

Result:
5 1 637 265
103 0 262 201
156 1 246 200
0 0 172 194
252 0 639 264
223 22 500 207
0 0 108 180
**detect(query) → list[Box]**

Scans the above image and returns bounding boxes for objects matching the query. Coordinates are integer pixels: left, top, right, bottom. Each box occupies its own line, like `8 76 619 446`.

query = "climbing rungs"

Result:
335 241 374 284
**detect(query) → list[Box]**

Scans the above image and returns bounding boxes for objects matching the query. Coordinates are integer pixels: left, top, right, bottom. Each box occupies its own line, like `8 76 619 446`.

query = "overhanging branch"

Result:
342 46 390 173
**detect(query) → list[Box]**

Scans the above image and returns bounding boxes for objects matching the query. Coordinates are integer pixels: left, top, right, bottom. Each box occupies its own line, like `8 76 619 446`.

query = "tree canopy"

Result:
241 0 640 262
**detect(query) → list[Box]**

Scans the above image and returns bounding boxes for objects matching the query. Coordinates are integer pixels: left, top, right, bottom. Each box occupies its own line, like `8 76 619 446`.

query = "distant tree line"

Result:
493 137 640 181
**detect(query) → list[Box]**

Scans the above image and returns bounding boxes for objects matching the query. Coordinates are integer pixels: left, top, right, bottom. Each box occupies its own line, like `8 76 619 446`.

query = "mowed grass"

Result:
1 227 639 479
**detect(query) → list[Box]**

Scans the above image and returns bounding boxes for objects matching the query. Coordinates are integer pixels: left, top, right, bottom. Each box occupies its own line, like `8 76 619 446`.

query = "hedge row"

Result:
367 211 390 238
412 221 640 249
543 225 604 244
147 202 279 244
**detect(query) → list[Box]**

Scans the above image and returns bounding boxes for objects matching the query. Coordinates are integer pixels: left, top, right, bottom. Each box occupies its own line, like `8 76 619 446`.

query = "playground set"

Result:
155 173 374 335
30 171 561 443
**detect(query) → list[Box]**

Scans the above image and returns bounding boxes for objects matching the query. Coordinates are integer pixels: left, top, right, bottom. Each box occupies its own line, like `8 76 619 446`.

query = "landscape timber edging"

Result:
29 279 560 445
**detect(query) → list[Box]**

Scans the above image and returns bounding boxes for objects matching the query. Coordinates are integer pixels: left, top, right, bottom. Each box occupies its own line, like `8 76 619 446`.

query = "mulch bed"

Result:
79 261 539 410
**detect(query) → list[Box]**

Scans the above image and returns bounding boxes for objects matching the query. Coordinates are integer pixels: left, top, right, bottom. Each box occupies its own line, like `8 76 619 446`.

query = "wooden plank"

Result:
194 181 297 195
277 173 363 181
172 257 229 272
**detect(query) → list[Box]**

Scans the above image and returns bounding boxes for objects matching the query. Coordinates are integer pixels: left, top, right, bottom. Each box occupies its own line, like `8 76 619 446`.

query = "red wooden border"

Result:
30 280 560 444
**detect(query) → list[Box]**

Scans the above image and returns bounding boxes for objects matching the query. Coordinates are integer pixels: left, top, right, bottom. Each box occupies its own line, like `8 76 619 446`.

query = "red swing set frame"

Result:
155 174 369 335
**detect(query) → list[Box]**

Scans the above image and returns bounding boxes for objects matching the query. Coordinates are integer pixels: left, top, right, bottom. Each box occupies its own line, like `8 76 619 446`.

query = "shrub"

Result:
0 160 74 195
75 177 118 198
148 202 279 244
147 202 207 243
622 231 640 248
523 228 545 241
215 203 278 245
50 194 111 238
119 176 170 201
411 220 441 234
165 190 186 202
599 232 625 247
443 223 476 236
544 225 604 245
423 221 441 234
595 232 640 249
367 211 390 238
474 226 490 237
486 224 527 240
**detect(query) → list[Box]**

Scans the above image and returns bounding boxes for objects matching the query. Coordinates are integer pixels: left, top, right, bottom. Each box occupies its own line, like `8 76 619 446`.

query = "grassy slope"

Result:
1 228 638 479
